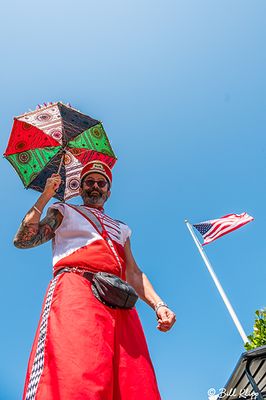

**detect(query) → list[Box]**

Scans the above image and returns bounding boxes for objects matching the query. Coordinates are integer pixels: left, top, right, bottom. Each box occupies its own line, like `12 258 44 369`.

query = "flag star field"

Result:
193 223 212 236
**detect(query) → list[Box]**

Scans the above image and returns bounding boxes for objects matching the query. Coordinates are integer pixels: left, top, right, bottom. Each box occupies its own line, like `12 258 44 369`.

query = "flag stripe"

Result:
202 221 253 245
204 221 234 239
204 217 252 240
208 214 253 238
193 213 254 245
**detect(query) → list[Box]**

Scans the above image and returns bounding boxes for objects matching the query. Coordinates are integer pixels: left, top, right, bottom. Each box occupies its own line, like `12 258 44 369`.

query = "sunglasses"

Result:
83 179 108 188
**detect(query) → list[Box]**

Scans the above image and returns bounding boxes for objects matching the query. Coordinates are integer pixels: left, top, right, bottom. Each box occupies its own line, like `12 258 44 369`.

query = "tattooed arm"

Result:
13 173 63 249
14 207 63 249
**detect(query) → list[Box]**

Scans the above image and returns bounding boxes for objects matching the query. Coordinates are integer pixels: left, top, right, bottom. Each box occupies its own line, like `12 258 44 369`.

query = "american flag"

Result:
193 213 254 246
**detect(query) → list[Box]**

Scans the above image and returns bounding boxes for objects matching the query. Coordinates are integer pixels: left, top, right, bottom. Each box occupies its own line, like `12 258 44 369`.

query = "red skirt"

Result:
23 272 161 400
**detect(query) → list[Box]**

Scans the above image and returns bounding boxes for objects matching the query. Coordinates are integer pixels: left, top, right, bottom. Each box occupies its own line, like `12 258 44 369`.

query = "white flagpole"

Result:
185 219 249 344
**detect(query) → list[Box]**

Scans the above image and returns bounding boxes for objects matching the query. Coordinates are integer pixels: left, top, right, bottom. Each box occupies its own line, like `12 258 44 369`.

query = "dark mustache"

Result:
85 188 103 196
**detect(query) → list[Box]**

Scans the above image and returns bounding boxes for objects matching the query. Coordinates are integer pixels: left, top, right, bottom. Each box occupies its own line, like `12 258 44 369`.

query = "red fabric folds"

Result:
23 272 161 400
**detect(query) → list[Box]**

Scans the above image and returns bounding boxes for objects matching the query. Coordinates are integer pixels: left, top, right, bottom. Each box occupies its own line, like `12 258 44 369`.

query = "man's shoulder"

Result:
113 218 132 240
48 202 66 217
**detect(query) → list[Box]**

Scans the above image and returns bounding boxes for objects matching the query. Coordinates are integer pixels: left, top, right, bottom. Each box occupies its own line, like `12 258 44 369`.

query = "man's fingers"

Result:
157 315 176 331
158 315 175 323
156 308 176 332
158 319 171 325
158 318 171 324
47 175 62 187
52 178 61 183
157 319 171 327
157 324 170 332
50 174 61 180
43 174 62 196
47 178 61 184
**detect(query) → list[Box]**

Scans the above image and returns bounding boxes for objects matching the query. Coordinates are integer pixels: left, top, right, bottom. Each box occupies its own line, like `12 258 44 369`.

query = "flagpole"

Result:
185 219 249 344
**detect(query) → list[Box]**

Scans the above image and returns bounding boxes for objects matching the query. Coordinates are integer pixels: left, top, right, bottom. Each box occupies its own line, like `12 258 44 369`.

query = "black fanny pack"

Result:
55 268 138 309
91 271 138 309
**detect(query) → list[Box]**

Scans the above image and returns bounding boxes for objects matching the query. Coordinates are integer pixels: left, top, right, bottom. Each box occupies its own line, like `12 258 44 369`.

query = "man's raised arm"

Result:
13 174 63 249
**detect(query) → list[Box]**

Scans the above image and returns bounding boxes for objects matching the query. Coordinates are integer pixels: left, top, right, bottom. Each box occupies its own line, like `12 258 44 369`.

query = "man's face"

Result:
79 172 111 207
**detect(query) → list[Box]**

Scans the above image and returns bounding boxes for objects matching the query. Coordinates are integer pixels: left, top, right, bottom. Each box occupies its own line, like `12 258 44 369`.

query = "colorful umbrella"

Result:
4 102 117 201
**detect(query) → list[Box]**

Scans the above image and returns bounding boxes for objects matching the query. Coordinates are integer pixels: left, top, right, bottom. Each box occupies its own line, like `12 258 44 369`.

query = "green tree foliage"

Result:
245 309 266 351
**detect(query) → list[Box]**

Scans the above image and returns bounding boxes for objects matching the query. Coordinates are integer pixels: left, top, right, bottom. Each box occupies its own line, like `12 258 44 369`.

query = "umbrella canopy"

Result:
4 102 117 201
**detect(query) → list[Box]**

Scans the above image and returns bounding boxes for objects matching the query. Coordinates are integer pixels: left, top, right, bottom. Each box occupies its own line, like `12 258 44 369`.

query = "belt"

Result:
54 267 95 282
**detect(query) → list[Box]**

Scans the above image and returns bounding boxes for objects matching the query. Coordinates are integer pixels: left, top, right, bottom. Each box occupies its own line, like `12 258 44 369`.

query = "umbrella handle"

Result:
57 151 65 174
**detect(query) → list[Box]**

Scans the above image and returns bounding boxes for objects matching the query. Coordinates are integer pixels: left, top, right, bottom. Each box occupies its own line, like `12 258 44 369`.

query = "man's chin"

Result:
86 196 102 205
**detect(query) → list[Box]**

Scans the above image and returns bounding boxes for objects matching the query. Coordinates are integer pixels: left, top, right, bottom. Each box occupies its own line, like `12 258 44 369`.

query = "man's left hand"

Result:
156 307 176 332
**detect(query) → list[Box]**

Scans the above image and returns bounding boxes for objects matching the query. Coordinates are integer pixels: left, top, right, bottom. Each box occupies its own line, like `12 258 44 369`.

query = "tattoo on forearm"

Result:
14 208 62 249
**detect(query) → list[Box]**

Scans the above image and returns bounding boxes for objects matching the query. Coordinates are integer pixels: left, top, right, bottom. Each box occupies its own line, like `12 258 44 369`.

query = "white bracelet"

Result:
155 301 169 314
33 205 42 215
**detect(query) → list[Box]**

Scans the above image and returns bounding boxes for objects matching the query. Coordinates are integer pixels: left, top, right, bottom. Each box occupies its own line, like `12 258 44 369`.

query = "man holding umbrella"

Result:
14 160 176 400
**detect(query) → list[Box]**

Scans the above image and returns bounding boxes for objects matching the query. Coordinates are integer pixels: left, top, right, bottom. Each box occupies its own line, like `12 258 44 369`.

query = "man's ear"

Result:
107 190 111 199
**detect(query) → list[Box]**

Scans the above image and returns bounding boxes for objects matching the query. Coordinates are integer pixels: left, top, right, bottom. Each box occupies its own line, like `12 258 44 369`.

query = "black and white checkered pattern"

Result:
25 276 59 400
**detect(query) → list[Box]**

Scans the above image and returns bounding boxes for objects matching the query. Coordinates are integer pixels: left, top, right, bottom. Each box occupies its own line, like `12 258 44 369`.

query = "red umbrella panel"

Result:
4 102 117 201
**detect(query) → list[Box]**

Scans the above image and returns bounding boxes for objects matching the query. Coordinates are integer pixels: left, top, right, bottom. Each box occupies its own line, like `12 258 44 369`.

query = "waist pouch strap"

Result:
55 267 94 281
54 268 138 309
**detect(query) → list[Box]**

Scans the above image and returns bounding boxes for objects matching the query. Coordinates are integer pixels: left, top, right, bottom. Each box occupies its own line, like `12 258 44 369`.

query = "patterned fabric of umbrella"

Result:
4 102 117 201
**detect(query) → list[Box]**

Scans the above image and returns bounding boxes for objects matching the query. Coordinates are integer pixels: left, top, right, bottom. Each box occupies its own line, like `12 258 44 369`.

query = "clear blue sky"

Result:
1 1 266 399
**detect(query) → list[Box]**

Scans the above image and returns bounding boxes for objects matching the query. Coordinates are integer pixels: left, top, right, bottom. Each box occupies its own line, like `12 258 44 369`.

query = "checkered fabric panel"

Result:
25 276 59 400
